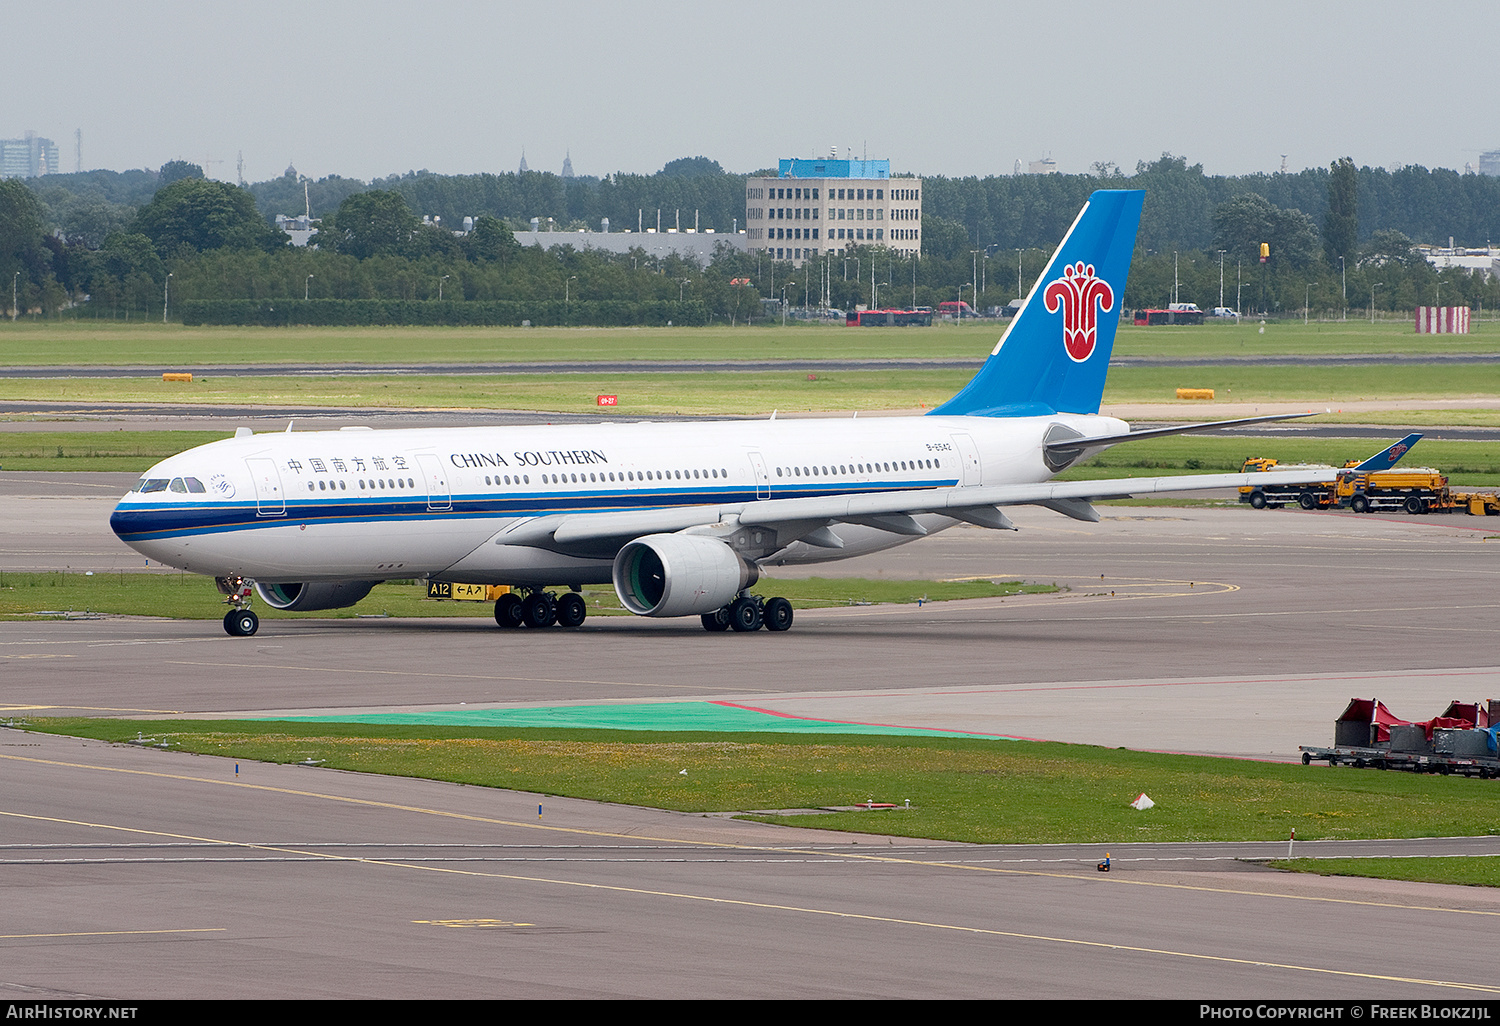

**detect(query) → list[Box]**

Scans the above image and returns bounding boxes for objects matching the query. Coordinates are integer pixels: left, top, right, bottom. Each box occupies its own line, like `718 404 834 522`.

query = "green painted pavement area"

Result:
271 700 1014 739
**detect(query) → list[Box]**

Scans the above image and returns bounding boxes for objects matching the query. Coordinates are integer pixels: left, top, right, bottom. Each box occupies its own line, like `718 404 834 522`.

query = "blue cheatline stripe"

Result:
260 701 1016 739
111 479 951 543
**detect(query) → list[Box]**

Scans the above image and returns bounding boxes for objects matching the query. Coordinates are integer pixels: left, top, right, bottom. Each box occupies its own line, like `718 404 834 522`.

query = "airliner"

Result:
110 190 1377 636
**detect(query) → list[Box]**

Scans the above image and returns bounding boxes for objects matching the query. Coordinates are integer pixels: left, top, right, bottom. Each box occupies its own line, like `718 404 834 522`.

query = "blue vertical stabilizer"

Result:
929 190 1144 418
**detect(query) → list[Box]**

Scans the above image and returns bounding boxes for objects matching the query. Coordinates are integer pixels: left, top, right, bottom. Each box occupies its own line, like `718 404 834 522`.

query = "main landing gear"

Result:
494 588 588 630
701 593 793 633
217 575 259 637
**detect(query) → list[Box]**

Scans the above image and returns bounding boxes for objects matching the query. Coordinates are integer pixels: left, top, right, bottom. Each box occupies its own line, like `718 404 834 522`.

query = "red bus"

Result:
845 308 934 327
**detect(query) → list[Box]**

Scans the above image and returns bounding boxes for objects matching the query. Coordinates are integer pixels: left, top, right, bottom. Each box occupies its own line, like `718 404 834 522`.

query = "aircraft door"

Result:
952 433 983 486
245 458 285 516
416 454 452 511
748 451 770 499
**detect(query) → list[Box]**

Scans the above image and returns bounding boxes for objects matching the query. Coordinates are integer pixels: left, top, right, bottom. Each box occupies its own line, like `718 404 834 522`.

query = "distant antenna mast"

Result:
74 129 81 173
304 179 311 218
1280 153 1288 174
237 151 245 186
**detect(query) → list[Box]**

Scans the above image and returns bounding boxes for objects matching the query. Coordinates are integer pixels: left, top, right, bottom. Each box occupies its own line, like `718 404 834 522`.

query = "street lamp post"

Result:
678 278 690 302
1340 256 1347 321
439 274 450 301
1305 282 1316 325
1370 282 1383 324
10 271 17 321
565 275 577 304
781 283 795 327
1217 250 1226 310
163 272 173 324
305 274 314 301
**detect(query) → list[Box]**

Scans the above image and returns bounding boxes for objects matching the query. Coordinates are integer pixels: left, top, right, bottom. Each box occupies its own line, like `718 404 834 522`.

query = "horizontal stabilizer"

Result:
1044 412 1314 455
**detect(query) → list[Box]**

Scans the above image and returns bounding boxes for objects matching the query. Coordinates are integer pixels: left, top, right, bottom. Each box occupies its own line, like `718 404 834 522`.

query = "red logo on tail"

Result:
1044 261 1114 362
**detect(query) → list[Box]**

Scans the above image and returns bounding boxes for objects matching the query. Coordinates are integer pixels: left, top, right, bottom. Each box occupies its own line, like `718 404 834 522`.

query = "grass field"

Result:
4 362 1500 421
0 572 1050 621
1268 858 1500 888
1 317 1497 367
17 718 1500 848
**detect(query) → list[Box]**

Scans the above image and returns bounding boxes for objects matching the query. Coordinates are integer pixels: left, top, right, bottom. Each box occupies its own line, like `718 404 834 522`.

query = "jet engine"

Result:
254 581 379 611
612 534 759 617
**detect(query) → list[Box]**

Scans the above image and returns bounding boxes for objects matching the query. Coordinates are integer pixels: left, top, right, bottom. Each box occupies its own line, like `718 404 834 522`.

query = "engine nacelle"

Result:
254 580 378 611
613 534 759 617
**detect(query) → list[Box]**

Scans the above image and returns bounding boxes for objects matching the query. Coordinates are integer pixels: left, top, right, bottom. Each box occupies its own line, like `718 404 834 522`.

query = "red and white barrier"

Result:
1415 306 1471 333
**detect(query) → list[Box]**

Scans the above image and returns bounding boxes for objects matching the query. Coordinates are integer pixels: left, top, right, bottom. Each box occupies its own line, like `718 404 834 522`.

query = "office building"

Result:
0 132 60 179
745 157 922 266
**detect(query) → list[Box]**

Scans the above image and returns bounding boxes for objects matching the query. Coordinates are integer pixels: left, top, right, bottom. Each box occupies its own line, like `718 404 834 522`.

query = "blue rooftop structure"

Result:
778 158 890 179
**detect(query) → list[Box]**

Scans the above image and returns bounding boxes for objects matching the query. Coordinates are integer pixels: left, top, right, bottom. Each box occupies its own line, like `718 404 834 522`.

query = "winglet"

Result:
1351 433 1421 471
929 189 1144 418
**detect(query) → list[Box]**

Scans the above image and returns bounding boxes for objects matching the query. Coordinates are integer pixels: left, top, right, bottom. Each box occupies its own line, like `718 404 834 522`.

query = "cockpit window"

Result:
138 479 170 493
169 478 187 493
184 477 206 493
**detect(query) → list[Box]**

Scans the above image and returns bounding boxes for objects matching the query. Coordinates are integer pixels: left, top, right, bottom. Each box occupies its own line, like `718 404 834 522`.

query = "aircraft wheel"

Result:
701 608 730 632
224 609 259 637
494 593 523 629
1351 495 1370 514
728 596 763 632
556 592 587 628
521 592 556 628
764 597 794 632
1248 490 1267 510
1299 491 1318 510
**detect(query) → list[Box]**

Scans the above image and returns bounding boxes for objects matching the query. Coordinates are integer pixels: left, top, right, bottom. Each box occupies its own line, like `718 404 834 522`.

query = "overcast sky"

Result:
11 0 1497 184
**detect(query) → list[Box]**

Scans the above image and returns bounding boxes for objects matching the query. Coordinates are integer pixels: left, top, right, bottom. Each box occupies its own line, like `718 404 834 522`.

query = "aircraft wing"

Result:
544 466 1340 548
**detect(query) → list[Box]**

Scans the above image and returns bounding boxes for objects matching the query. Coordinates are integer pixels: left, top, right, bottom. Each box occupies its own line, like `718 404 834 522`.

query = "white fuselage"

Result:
110 411 1126 585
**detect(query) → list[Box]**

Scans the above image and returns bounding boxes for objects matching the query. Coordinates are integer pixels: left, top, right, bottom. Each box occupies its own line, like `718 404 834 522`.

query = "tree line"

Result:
4 153 1499 322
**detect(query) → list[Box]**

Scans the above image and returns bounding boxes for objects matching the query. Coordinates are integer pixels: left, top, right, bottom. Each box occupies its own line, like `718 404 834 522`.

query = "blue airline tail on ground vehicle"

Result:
1352 433 1422 471
111 189 1406 637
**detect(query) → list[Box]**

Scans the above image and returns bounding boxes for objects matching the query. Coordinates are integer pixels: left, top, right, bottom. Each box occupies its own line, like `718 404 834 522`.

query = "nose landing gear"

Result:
216 576 259 637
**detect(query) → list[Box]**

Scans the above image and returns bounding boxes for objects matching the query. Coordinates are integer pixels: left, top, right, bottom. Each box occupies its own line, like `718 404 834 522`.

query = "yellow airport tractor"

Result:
1337 467 1454 514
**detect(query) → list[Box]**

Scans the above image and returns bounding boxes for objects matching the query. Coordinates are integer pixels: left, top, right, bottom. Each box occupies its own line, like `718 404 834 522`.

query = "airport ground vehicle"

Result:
1338 467 1455 514
1238 434 1423 509
1301 698 1500 777
845 307 933 327
936 300 979 319
1239 458 1344 509
1134 302 1204 326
